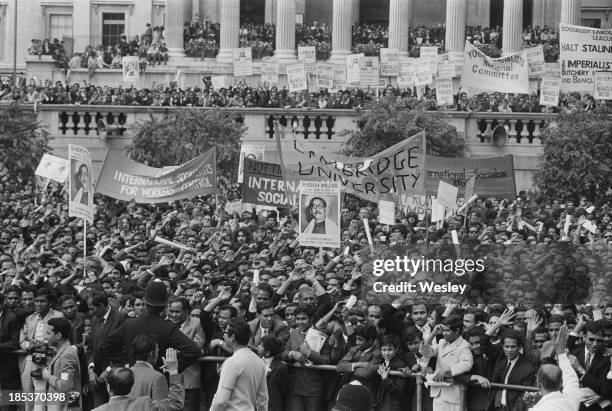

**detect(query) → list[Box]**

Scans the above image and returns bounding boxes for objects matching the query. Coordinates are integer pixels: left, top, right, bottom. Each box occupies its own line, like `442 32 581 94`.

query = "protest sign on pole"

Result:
233 47 253 77
464 175 476 201
431 199 445 222
414 58 433 87
69 145 94 224
298 46 317 71
286 63 308 93
419 46 439 74
346 54 363 84
242 157 299 208
437 62 454 79
539 77 561 106
380 48 400 77
435 77 454 106
525 45 545 77
460 41 529 94
436 181 459 209
559 24 612 92
261 58 280 86
122 56 139 82
36 153 69 183
333 64 347 91
378 200 395 225
360 56 381 87
238 144 266 183
594 71 612 100
299 181 341 248
398 57 415 88
95 150 217 203
316 62 335 89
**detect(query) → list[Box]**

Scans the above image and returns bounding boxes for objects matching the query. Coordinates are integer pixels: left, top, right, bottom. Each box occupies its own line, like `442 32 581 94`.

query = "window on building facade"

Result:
49 14 73 42
102 12 125 47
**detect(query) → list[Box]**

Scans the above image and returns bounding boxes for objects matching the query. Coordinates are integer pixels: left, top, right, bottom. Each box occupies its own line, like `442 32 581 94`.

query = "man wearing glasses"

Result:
302 197 340 237
210 317 268 411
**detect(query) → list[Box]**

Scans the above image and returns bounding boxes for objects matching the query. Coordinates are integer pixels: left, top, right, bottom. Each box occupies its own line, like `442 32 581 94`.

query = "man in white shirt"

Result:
532 323 580 411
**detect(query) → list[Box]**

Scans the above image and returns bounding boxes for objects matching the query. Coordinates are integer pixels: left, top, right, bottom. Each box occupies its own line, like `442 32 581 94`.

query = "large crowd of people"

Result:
1 158 612 410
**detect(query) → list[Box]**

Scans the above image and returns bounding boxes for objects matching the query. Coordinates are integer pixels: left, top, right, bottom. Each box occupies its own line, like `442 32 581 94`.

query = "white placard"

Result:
233 47 253 77
539 77 561 106
316 62 335 89
346 54 363 84
379 200 395 225
299 181 341 248
435 77 454 106
122 56 139 82
69 145 94 224
380 48 400 77
525 45 545 77
333 65 347 91
414 58 433 87
360 56 380 87
261 58 280 86
298 46 317 71
436 181 458 210
594 71 612 100
419 46 439 74
238 144 266 184
35 153 69 183
398 57 415 87
286 63 308 92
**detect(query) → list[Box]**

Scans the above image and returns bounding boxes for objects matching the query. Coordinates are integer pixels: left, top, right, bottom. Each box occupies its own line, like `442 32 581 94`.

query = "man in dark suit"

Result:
100 281 201 373
0 293 21 411
248 301 290 352
567 320 612 410
262 335 288 411
86 292 128 407
491 330 536 411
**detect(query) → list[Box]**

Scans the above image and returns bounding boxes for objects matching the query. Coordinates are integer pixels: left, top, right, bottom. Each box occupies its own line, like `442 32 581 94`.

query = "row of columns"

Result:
166 0 583 63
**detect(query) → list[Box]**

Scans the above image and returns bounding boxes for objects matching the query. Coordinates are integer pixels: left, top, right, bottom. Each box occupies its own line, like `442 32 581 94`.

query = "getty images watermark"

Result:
371 256 485 295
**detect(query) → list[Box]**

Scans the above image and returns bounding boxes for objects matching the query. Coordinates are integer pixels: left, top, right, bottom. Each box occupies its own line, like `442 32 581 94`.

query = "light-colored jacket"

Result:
44 341 82 411
19 309 64 374
531 353 580 411
420 335 473 405
179 316 205 389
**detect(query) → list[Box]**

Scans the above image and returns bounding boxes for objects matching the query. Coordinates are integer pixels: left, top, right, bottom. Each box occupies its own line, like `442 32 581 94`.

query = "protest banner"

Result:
346 54 363 84
122 56 139 82
539 77 561 106
261 58 279 85
298 46 317 71
378 200 395 225
299 181 341 248
69 145 94 224
360 56 381 87
233 47 253 77
460 41 529 94
286 131 426 203
211 76 228 90
525 45 545 76
238 144 266 183
559 24 612 92
424 155 516 199
419 46 439 74
286 63 308 92
316 62 335 89
398 57 415 87
435 77 454 105
242 158 300 207
95 150 217 203
414 58 433 86
594 71 612 100
437 181 459 209
333 64 347 91
380 48 400 77
36 153 69 183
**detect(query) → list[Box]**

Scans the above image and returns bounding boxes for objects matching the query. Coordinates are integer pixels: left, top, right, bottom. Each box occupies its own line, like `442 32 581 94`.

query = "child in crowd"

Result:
376 335 408 411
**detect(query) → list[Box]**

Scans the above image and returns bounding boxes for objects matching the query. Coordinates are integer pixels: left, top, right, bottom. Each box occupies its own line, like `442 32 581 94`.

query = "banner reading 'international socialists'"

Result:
460 41 529 94
559 24 612 92
95 150 217 203
424 155 516 199
242 157 300 208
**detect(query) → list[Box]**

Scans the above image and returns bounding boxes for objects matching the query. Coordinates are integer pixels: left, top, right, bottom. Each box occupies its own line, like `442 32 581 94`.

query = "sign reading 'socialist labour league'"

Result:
95 150 217 203
299 181 341 249
68 145 94 224
287 132 426 203
559 24 612 92
242 157 300 208
461 41 529 94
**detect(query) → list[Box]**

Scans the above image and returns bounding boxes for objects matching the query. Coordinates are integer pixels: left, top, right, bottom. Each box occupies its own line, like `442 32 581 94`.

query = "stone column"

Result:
502 0 523 55
560 0 581 25
388 0 411 56
274 0 297 60
330 0 352 62
217 0 240 63
265 0 277 24
166 0 186 57
444 0 467 57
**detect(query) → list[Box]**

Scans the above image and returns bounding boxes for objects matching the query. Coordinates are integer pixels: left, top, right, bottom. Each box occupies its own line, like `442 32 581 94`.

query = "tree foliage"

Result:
534 109 612 202
127 109 246 182
341 98 466 158
0 104 50 181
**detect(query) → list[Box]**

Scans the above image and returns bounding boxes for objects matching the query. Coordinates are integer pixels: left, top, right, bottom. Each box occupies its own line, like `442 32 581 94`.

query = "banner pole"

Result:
83 219 87 277
274 122 295 208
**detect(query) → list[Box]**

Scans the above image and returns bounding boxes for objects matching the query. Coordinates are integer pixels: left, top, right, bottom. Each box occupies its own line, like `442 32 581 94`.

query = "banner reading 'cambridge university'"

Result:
95 150 217 203
460 41 529 94
559 24 612 92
